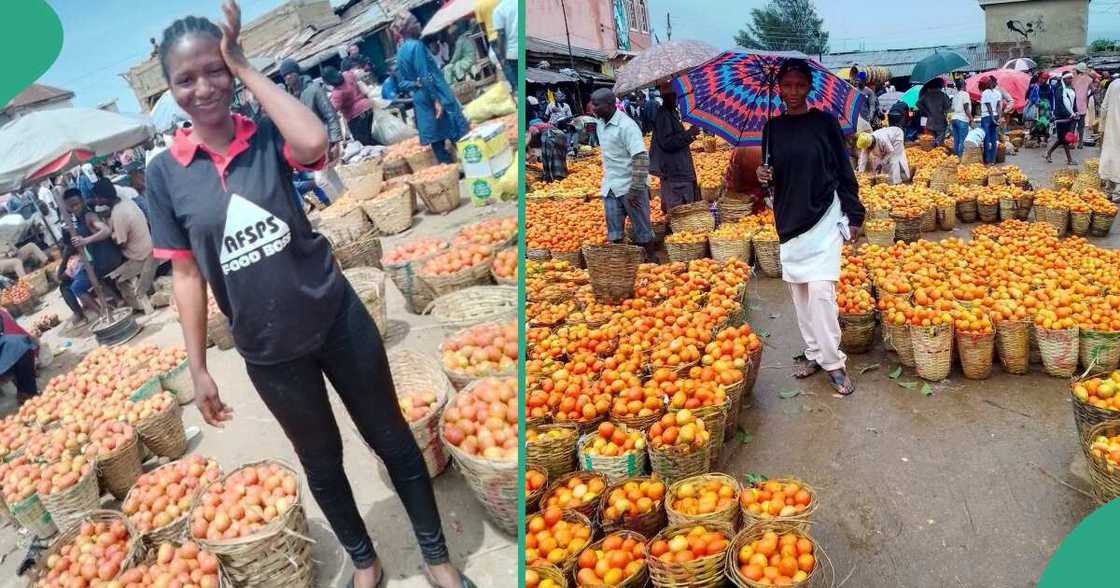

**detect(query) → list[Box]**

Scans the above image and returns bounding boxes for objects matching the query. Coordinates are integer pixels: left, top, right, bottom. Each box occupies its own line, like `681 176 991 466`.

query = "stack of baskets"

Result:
336 159 383 200
342 266 388 335
668 201 715 235
361 184 414 235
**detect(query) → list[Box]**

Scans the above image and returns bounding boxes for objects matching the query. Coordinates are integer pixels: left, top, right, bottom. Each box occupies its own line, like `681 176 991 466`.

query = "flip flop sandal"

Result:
827 370 855 397
346 567 386 588
792 358 821 379
423 565 478 588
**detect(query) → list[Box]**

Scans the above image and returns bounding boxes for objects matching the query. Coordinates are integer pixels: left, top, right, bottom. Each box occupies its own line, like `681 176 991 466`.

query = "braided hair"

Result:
157 16 223 81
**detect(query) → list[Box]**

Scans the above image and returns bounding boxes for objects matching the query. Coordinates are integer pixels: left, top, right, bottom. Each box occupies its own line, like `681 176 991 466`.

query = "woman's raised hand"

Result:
219 0 251 76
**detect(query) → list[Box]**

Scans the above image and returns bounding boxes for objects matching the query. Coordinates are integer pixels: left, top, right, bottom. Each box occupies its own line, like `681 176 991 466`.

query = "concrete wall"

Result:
981 0 1088 55
527 0 651 56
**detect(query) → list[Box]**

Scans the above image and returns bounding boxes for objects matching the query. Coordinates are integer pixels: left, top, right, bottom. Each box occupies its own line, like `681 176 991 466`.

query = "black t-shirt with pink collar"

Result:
146 114 344 365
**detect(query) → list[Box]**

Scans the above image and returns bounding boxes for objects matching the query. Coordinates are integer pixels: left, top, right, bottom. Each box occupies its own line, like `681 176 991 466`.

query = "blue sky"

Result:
647 0 1120 54
34 0 1120 111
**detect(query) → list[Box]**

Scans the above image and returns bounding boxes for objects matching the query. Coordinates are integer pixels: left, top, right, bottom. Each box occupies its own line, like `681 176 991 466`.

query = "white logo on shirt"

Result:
219 194 291 274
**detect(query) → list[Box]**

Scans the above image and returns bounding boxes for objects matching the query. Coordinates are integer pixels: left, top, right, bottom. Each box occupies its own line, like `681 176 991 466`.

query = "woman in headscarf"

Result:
146 3 475 586
392 13 469 164
78 163 98 200
323 65 375 146
1046 73 1078 165
441 21 478 84
755 59 865 397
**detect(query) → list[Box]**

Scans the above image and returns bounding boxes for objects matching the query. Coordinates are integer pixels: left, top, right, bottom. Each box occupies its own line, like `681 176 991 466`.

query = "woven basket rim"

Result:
190 459 304 548
124 456 222 540
438 379 518 472
664 472 741 521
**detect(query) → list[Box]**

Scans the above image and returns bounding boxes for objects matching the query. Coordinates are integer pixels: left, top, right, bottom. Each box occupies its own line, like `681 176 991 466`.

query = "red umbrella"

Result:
965 69 1030 112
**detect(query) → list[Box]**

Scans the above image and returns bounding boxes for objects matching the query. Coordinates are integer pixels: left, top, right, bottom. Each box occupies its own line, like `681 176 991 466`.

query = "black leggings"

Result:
244 283 448 568
8 348 37 396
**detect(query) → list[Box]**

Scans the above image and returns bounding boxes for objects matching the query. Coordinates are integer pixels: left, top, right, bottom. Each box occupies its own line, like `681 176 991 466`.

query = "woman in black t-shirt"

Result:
756 59 865 397
147 3 474 587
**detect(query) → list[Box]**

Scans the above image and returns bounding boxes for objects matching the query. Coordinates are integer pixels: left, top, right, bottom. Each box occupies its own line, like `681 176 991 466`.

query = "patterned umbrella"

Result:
613 39 721 96
671 50 865 148
1003 57 1037 72
965 69 1030 112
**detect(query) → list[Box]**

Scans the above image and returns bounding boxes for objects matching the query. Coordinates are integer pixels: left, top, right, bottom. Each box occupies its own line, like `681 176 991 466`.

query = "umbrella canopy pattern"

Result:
1004 57 1037 72
672 50 865 147
899 85 922 108
613 39 721 96
421 0 475 37
0 107 154 191
965 69 1030 112
911 50 969 84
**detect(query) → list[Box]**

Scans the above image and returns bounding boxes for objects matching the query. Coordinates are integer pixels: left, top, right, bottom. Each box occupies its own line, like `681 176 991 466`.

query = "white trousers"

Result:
787 281 847 372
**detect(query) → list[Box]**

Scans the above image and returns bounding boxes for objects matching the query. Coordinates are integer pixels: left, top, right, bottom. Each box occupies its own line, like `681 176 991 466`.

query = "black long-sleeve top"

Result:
649 105 698 182
762 108 864 243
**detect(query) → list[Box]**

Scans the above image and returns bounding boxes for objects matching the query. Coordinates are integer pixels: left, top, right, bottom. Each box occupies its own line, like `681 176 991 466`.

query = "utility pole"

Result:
666 12 672 41
559 0 583 109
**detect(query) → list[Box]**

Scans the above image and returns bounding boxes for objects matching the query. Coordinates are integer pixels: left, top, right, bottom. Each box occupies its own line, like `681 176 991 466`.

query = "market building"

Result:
978 0 1090 55
0 83 74 127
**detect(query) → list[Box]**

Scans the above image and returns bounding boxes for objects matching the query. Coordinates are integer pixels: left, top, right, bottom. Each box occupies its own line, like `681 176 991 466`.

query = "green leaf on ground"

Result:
897 380 918 390
758 330 770 338
743 472 768 486
736 426 752 444
859 363 881 375
920 383 933 397
779 389 801 399
888 366 903 379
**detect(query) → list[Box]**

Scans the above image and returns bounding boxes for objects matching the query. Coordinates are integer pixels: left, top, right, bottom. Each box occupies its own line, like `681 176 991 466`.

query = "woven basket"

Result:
725 522 823 588
1091 211 1116 236
583 243 642 304
961 145 982 164
1080 329 1120 376
527 565 569 588
666 240 708 263
956 200 978 223
195 460 314 587
207 313 235 351
574 530 650 588
682 397 730 469
978 202 999 223
669 201 715 234
1071 377 1120 444
159 359 194 405
723 378 746 442
598 476 668 537
709 235 751 263
1070 210 1092 237
920 207 937 232
405 149 438 174
998 197 1017 222
865 222 895 247
1035 325 1080 378
717 195 755 224
742 346 763 396
343 266 387 334
539 470 606 523
996 319 1030 375
28 510 142 585
41 465 100 533
665 473 740 528
9 492 56 537
550 248 583 268
891 214 922 243
612 404 665 433
425 285 516 332
529 510 592 578
738 477 819 532
361 185 413 235
647 522 733 588
441 388 518 535
414 169 462 215
419 254 495 298
576 428 648 484
96 428 143 500
338 169 384 202
648 439 711 487
24 268 49 297
1043 206 1070 236
383 156 410 179
388 350 453 478
911 324 953 381
956 331 995 380
881 321 914 367
527 247 551 261
526 423 579 481
839 312 875 354
936 205 956 230
1083 420 1120 503
126 458 221 549
439 323 515 389
988 172 1007 186
136 401 188 459
383 246 446 315
333 230 383 270
753 237 781 278
320 206 375 241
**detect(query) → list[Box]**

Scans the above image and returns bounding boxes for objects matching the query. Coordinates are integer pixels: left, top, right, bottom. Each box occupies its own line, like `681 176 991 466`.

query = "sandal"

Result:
827 369 855 397
792 352 821 378
1044 155 1053 163
345 565 385 588
422 564 478 588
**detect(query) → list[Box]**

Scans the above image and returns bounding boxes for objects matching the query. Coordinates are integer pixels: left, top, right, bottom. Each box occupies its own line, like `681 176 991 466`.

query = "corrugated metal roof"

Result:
257 5 393 73
526 67 578 84
6 84 74 110
526 36 609 63
822 43 1002 78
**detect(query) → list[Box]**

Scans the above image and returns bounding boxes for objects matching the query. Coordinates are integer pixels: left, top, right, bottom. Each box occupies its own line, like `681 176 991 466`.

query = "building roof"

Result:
5 84 74 111
526 67 578 84
821 43 1004 78
256 4 393 74
526 36 609 63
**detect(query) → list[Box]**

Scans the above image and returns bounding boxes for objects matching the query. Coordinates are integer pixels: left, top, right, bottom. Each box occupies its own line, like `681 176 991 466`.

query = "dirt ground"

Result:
0 196 518 588
722 142 1118 587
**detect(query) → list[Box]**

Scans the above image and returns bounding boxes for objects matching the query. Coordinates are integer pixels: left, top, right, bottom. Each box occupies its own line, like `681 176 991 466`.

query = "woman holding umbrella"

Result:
755 58 865 397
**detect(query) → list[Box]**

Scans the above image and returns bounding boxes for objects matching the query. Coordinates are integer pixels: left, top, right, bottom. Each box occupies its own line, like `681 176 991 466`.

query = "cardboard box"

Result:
461 176 500 207
457 121 510 177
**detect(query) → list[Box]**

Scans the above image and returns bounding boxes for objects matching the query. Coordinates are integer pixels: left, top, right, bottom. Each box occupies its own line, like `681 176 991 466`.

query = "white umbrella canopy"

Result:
613 39 721 96
1004 57 1037 72
421 0 476 37
149 90 190 133
0 107 155 192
